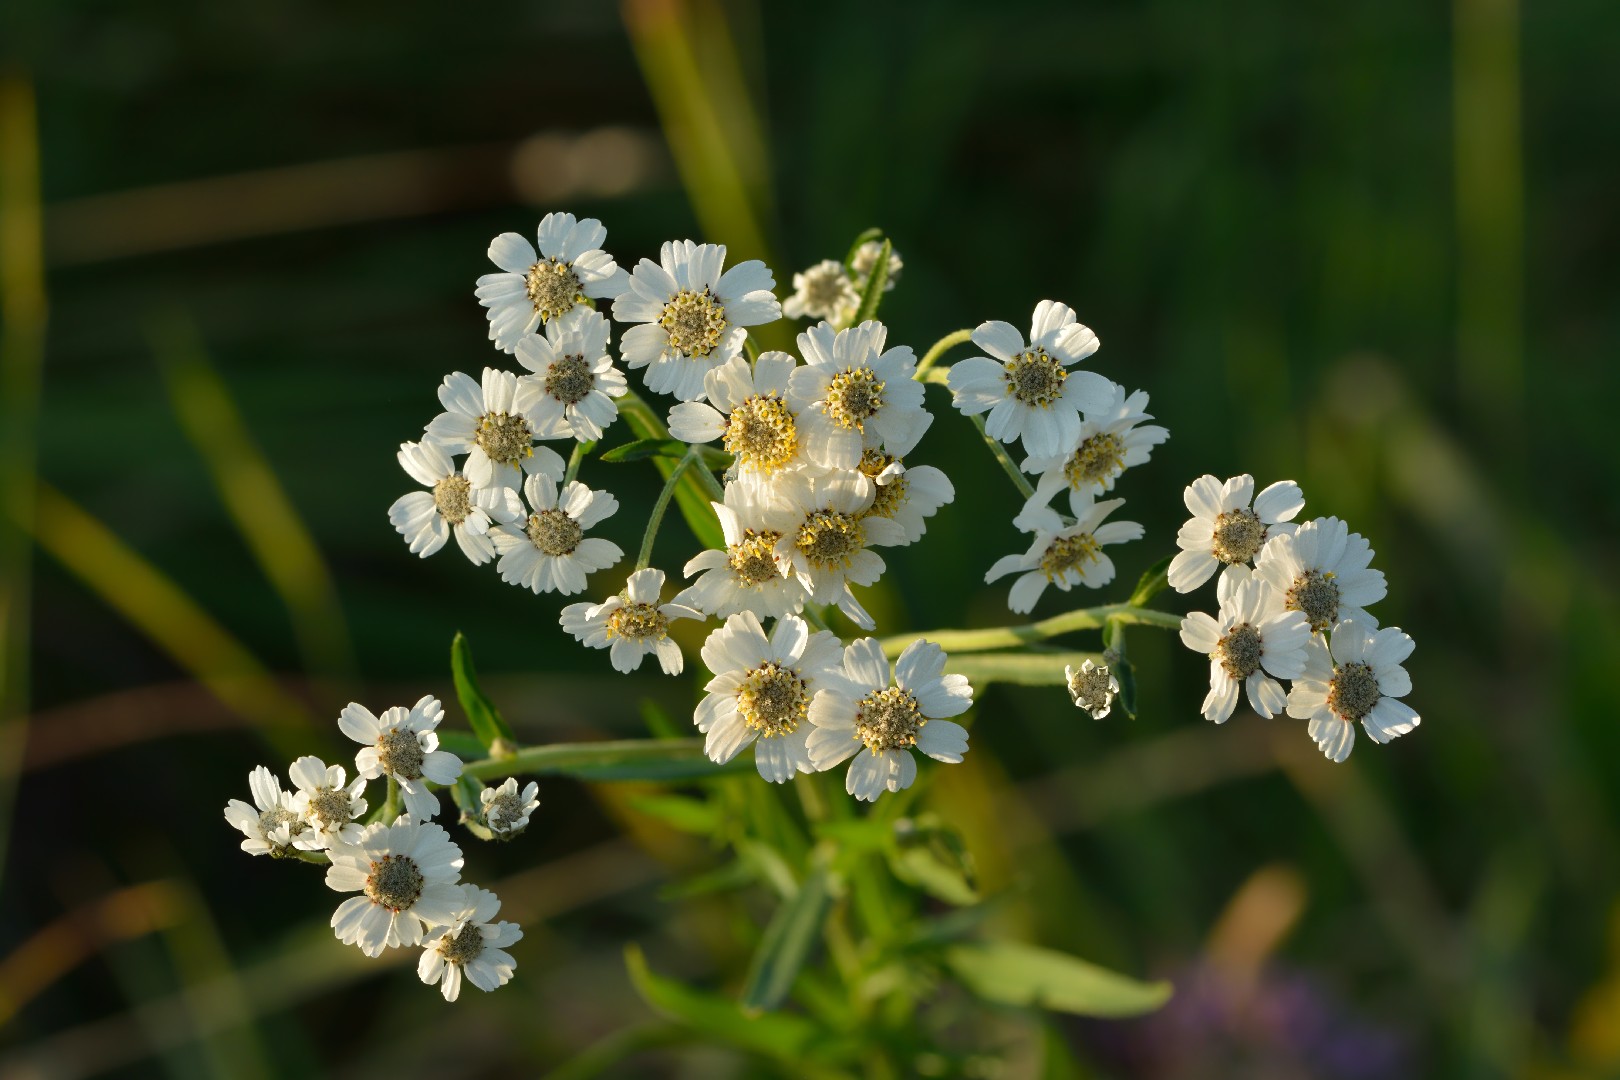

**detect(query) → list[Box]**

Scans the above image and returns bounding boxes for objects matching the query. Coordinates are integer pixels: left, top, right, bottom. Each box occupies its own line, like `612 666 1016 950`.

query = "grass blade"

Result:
450 632 516 751
740 865 834 1013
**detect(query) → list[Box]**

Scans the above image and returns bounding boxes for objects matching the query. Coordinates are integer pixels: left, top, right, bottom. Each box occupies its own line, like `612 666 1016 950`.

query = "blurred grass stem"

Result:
915 328 973 379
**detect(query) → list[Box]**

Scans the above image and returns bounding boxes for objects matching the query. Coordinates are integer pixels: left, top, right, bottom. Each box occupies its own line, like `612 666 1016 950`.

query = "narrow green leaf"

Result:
659 857 758 901
740 866 835 1014
618 391 725 551
629 793 721 836
450 632 516 751
889 818 979 906
1114 656 1139 720
624 944 817 1059
853 238 893 324
599 437 690 463
462 738 749 783
944 942 1172 1018
1128 554 1174 607
947 651 1104 687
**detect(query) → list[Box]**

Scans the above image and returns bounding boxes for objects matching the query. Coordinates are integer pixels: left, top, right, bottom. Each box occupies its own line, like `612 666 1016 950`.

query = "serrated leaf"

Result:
853 237 892 324
624 945 817 1059
1128 554 1174 607
450 632 515 751
629 793 721 835
600 437 689 463
944 942 1172 1018
740 865 834 1013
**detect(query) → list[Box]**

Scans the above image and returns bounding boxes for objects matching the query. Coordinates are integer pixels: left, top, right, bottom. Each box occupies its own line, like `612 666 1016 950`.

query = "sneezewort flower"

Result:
1021 383 1169 505
1286 617 1419 762
491 473 622 596
388 440 522 565
424 368 566 492
1254 515 1387 634
476 211 628 353
1065 659 1120 720
986 495 1143 614
559 567 703 675
340 696 463 822
417 885 522 1002
326 818 465 957
674 481 807 619
224 766 308 857
479 778 540 838
1179 567 1312 723
853 449 954 546
787 319 929 470
766 467 908 631
782 259 859 324
513 306 628 442
1168 474 1304 593
288 755 368 850
666 352 805 480
806 638 973 802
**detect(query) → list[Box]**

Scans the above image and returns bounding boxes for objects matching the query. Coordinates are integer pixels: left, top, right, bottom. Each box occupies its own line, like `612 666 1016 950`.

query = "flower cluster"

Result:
224 696 527 1001
1171 476 1420 761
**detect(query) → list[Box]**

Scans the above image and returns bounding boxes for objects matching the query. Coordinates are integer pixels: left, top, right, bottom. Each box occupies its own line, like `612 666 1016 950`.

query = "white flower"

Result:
388 440 522 565
424 369 566 492
288 755 368 849
326 818 465 958
611 240 780 401
559 567 703 674
806 638 973 802
1065 659 1119 719
855 449 954 545
479 778 540 837
340 696 463 822
787 320 929 469
417 885 522 1002
767 468 907 630
985 495 1143 614
1167 475 1305 594
666 352 804 479
1286 617 1419 762
475 212 628 353
850 240 901 290
694 613 844 782
945 301 1114 459
223 766 308 856
674 481 807 619
1254 516 1388 634
513 307 628 442
1021 385 1169 507
491 473 622 595
1179 567 1313 723
782 259 859 324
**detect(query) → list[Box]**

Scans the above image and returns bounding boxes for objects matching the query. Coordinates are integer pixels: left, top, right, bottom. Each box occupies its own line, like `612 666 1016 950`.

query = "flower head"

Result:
513 307 628 442
491 473 623 595
850 240 902 291
1179 567 1313 723
288 755 368 849
854 450 954 546
1254 516 1387 634
612 240 780 401
417 885 523 1002
559 567 703 675
1065 659 1120 719
1168 474 1305 593
806 638 973 802
694 613 845 782
788 320 929 470
1286 617 1419 762
476 211 628 353
674 481 806 619
479 778 540 838
766 468 907 630
388 440 522 565
666 352 804 480
340 696 463 822
782 259 859 324
424 369 566 492
326 818 466 957
945 301 1115 459
1021 384 1169 504
986 495 1143 614
223 766 309 856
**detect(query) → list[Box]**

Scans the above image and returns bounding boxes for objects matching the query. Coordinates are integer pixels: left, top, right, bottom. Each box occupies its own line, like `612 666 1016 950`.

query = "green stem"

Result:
879 602 1182 656
914 328 973 379
969 414 1036 500
800 603 832 633
459 737 744 782
382 776 399 824
636 449 696 570
563 439 593 486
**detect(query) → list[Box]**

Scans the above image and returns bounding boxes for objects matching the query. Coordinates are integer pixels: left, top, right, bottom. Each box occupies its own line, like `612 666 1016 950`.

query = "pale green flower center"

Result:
728 530 784 585
377 727 425 781
1287 570 1340 633
1216 623 1264 679
795 510 864 568
607 602 668 641
526 509 582 557
824 367 886 430
1040 532 1100 579
661 288 727 357
855 686 925 753
544 353 594 405
485 792 524 832
440 923 486 965
433 475 473 525
1211 509 1265 564
1067 663 1116 717
1328 661 1381 722
308 787 354 830
1064 432 1125 490
475 412 534 469
1004 348 1066 407
737 662 808 738
525 258 583 322
365 855 425 912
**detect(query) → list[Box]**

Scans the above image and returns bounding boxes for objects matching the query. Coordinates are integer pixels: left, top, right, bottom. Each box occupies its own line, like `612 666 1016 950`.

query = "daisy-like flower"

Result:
1254 516 1388 634
288 755 368 849
475 212 628 353
854 449 954 545
694 613 844 782
850 239 902 291
559 567 703 675
945 301 1114 460
806 638 973 802
417 885 522 1002
1065 659 1120 719
986 495 1143 614
611 240 780 401
674 482 807 619
787 320 929 470
1021 385 1169 507
1179 567 1313 723
782 259 859 324
340 696 463 822
666 352 804 480
479 778 540 838
388 441 522 566
223 766 309 856
768 468 907 630
1167 475 1305 594
424 369 566 491
327 818 465 958
1286 617 1419 762
491 473 622 595
513 307 628 442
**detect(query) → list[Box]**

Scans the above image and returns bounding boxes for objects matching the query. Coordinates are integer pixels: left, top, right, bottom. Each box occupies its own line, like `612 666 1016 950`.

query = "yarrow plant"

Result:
229 221 1418 1054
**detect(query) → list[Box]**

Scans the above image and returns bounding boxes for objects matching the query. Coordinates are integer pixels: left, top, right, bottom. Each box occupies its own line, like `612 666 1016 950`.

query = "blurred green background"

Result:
3 0 1618 1076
